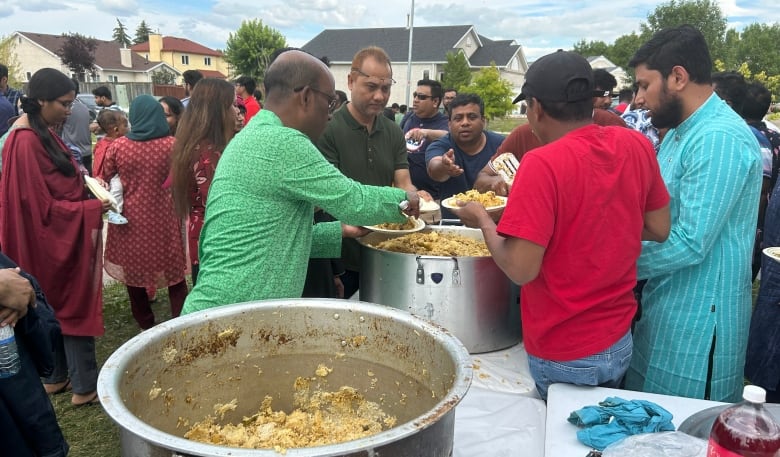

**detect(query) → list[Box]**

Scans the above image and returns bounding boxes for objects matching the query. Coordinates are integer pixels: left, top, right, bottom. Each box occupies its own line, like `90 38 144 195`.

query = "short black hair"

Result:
528 79 593 122
235 76 256 95
618 88 633 102
593 69 618 92
0 63 8 79
182 70 204 88
159 96 184 117
447 93 484 119
712 71 747 115
742 81 773 121
92 86 112 99
416 79 443 105
629 24 712 84
336 90 347 104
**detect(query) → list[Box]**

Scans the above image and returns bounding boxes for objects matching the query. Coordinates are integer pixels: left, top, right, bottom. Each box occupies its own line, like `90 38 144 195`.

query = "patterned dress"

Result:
188 141 221 265
101 135 187 287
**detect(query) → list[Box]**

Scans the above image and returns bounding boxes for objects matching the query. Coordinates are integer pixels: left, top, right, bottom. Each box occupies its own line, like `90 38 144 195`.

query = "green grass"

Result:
50 281 177 457
486 116 528 134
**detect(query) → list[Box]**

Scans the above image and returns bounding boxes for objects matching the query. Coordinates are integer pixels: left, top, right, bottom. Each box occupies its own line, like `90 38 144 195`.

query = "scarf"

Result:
125 94 170 141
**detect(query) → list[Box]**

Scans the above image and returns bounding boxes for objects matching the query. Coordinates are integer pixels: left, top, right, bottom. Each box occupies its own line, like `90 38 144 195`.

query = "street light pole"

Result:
405 0 415 107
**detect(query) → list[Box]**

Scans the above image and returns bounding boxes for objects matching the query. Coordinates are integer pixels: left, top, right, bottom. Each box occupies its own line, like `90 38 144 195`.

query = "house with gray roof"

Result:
302 25 528 105
587 55 630 89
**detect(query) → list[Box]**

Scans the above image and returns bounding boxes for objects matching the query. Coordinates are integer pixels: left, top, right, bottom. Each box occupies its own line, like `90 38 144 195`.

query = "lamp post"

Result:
405 0 415 107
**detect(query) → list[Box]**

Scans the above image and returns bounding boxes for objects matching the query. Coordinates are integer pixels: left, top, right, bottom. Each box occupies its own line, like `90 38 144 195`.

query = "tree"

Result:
113 18 132 48
640 0 727 62
608 33 643 77
58 33 97 81
0 35 22 87
734 23 780 76
572 39 609 59
224 19 287 81
464 63 514 121
441 51 471 91
134 20 153 45
151 68 177 85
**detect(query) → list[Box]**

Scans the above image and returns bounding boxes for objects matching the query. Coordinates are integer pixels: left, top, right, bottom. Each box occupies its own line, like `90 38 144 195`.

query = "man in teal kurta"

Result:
183 51 419 314
626 26 762 402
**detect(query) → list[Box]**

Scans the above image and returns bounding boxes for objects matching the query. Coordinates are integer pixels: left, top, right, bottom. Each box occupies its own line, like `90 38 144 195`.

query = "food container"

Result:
359 226 521 353
97 299 472 457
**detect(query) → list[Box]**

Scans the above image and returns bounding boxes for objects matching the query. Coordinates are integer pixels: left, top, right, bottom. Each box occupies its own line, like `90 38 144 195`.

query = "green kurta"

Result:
182 110 407 314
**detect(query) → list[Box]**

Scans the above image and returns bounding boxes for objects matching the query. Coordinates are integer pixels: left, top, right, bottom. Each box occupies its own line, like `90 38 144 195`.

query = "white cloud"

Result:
98 0 139 16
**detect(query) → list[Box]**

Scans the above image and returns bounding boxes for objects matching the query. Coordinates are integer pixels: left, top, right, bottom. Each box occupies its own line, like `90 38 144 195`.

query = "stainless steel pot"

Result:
359 226 521 354
97 299 472 457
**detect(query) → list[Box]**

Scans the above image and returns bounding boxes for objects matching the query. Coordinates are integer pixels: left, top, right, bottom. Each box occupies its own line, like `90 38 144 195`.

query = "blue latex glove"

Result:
569 397 675 450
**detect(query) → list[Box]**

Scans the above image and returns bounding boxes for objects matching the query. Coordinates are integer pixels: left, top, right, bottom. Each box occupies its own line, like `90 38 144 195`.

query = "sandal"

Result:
72 391 100 406
44 379 71 395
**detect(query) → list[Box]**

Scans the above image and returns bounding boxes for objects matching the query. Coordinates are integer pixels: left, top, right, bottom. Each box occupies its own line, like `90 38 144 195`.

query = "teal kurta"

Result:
182 110 407 314
626 94 762 402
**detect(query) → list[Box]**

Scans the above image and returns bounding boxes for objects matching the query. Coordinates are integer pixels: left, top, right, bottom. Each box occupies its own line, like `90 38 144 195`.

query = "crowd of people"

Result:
1 23 779 455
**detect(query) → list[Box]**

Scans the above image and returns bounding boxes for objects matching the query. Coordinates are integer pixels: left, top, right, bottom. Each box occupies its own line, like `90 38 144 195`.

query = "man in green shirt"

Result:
182 50 419 314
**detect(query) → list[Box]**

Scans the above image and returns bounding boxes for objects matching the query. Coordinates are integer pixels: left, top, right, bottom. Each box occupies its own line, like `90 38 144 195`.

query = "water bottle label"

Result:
0 336 14 345
708 439 744 456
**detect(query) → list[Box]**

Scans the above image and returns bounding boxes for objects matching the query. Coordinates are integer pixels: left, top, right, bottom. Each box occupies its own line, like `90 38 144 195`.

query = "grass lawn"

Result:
50 281 177 457
487 115 527 134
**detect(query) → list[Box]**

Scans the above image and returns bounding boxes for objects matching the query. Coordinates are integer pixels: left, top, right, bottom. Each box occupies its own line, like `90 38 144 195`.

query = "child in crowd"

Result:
92 110 129 224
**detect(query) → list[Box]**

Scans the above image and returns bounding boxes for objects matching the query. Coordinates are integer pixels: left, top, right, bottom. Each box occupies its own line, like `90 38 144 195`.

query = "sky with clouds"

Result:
1 0 778 62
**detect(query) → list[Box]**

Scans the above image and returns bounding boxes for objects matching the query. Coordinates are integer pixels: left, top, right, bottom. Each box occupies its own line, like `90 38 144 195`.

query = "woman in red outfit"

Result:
101 95 188 329
0 68 110 406
171 79 237 285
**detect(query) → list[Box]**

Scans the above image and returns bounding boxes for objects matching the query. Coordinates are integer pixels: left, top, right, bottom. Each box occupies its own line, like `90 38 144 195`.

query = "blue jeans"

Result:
528 330 633 401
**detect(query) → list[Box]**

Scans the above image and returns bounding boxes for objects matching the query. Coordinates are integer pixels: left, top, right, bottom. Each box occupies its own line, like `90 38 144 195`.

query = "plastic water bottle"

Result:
0 325 20 378
707 385 780 456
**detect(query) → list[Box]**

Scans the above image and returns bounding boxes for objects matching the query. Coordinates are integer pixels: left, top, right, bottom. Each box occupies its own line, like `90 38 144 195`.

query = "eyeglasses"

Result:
413 92 433 101
294 85 338 113
351 68 396 85
55 99 74 109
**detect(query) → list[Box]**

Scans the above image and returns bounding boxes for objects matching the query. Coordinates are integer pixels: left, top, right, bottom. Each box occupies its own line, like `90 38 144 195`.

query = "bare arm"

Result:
474 163 510 196
427 149 464 182
642 204 671 242
455 202 544 285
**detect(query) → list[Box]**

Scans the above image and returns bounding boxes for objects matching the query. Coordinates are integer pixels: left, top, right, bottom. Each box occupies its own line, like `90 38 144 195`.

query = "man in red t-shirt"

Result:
456 51 671 400
235 76 260 125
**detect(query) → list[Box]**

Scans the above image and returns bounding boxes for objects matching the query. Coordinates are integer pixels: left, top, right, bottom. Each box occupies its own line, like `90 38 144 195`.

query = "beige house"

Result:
587 55 630 89
9 31 179 83
302 25 528 106
131 34 228 82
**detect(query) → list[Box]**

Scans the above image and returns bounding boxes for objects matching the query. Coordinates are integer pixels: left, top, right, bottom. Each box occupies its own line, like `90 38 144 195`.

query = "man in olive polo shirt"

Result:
318 46 423 298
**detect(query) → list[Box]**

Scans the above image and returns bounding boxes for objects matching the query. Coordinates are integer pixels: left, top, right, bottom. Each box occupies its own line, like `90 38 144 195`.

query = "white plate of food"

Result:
441 190 508 213
420 199 440 213
763 247 780 263
364 217 426 234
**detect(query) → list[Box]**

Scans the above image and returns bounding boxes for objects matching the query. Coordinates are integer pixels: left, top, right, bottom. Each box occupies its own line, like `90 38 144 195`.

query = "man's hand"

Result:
402 190 421 218
341 224 371 239
450 201 493 230
441 149 464 177
0 268 34 326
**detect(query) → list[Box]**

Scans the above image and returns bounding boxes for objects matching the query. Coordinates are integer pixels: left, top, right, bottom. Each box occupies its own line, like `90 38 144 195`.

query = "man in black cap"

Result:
455 50 671 401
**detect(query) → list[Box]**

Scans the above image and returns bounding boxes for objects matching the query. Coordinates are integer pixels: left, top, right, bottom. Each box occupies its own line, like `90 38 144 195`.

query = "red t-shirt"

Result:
243 96 261 125
497 124 669 361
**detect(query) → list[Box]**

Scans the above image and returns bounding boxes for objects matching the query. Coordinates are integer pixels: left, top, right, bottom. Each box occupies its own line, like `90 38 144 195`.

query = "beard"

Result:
650 86 684 129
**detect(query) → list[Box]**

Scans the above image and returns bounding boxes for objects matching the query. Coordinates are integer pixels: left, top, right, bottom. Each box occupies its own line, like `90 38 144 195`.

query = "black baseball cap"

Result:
513 50 594 104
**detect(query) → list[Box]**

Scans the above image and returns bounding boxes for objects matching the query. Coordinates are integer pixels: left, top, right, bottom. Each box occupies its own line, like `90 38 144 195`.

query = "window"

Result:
181 55 189 65
109 75 119 83
423 70 430 80
204 57 211 66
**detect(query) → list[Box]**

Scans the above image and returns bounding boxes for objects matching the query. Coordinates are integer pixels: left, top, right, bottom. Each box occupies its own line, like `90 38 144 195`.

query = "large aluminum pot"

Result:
359 226 521 354
97 299 472 457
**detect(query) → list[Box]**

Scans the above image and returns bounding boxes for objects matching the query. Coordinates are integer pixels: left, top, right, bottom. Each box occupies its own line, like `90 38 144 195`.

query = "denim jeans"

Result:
528 330 633 401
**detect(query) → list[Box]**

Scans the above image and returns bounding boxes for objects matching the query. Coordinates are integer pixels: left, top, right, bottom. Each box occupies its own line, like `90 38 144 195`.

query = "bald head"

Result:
264 50 331 102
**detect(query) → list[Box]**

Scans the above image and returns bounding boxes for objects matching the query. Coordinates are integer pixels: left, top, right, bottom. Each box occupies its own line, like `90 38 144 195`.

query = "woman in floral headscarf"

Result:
101 94 188 329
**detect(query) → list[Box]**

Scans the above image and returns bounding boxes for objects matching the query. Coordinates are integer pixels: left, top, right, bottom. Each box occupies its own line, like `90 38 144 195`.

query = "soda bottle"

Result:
707 385 780 457
0 325 21 378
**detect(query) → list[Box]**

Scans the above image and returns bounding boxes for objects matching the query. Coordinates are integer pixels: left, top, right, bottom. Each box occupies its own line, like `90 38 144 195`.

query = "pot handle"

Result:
415 256 461 285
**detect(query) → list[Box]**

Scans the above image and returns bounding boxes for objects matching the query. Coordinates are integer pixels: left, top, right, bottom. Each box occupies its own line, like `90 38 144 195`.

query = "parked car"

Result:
76 93 99 121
